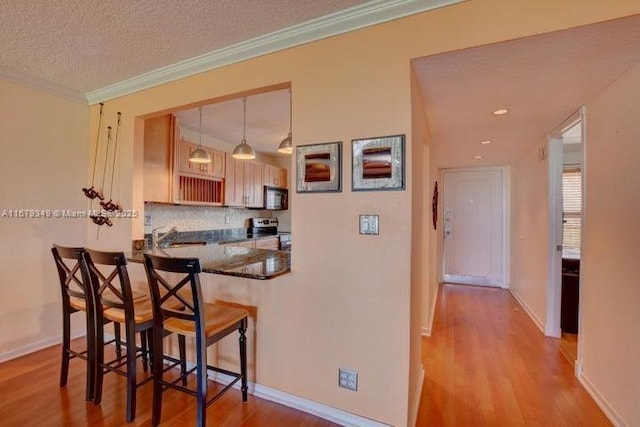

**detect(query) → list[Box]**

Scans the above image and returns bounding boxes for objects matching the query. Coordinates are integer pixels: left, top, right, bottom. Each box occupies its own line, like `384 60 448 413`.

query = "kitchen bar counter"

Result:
128 245 290 280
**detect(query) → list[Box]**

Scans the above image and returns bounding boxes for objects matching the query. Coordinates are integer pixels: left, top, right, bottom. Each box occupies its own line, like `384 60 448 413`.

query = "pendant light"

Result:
189 106 212 163
232 97 256 160
278 88 292 154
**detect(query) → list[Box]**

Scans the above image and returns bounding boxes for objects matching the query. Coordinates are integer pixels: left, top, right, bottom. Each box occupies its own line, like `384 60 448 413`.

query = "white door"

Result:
442 168 505 287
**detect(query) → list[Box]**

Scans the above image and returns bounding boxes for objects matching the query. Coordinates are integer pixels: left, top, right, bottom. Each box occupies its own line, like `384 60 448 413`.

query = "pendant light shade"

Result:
189 106 212 164
278 88 293 154
278 133 292 154
232 97 256 160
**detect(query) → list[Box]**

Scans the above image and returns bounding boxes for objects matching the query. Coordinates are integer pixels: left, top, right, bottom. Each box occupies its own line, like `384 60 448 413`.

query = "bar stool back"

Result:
143 254 248 427
51 244 96 401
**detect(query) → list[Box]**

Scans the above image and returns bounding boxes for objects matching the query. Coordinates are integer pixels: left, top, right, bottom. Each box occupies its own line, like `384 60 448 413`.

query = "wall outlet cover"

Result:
339 368 358 391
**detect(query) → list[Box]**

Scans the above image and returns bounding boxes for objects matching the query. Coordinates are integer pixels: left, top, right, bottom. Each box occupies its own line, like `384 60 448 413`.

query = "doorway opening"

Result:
546 109 584 370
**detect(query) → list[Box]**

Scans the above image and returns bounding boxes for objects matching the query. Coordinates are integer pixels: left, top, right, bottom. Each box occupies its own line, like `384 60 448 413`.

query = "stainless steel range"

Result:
248 217 279 236
248 218 291 251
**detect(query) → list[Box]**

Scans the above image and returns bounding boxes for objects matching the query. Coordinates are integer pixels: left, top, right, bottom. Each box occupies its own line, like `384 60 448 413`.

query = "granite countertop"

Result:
128 245 290 280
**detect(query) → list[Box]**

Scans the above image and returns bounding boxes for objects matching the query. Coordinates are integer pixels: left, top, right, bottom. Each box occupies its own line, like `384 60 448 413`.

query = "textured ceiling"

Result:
413 14 640 169
0 0 366 93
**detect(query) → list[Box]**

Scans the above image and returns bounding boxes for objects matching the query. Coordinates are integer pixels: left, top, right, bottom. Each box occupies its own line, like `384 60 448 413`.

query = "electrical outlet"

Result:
224 216 230 225
339 368 358 391
144 215 151 226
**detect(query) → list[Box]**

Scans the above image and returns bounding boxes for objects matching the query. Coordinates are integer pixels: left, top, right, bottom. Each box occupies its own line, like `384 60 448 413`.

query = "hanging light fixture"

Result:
232 97 256 160
278 88 292 154
189 106 212 163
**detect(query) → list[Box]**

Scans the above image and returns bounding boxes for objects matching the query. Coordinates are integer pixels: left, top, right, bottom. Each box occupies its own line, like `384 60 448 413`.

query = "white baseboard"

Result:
422 282 441 337
409 366 425 427
0 331 85 364
508 289 545 333
213 371 391 427
579 371 627 427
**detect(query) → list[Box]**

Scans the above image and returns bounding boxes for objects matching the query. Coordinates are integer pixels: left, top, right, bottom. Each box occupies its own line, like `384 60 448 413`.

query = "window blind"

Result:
562 169 582 250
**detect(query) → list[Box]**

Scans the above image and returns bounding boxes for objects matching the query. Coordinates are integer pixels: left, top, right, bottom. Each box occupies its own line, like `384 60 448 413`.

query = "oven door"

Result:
264 186 288 210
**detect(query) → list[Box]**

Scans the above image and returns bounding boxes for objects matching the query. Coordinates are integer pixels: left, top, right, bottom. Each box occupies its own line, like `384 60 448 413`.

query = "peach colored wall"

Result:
509 142 549 330
581 63 640 426
409 69 426 425
0 79 89 360
427 132 441 336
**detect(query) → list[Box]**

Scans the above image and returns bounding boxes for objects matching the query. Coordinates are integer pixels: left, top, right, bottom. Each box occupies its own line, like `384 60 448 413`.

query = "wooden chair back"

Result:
52 244 89 308
143 254 205 336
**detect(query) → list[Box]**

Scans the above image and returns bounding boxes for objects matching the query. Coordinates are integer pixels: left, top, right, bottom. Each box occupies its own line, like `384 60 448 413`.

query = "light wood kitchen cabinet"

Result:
264 164 288 189
143 115 174 203
224 155 264 208
176 138 225 178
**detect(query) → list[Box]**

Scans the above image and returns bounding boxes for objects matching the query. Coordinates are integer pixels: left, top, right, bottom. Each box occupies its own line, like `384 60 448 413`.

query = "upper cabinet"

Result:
264 164 288 189
143 115 174 203
176 138 225 179
224 155 264 208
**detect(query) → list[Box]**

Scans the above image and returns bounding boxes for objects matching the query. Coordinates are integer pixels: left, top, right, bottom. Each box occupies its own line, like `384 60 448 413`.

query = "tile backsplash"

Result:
144 203 273 234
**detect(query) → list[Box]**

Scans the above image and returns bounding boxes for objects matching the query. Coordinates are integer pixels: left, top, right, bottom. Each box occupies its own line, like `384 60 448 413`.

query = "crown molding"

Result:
86 0 465 104
0 66 87 104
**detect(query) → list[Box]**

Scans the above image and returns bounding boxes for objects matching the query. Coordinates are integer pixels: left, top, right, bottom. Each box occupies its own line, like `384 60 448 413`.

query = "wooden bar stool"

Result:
52 245 122 400
51 245 97 401
78 249 154 422
143 254 249 427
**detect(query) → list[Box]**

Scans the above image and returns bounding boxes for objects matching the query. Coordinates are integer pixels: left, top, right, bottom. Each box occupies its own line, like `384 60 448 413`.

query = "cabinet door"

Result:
224 155 245 207
246 162 264 208
176 139 195 174
275 167 288 189
207 149 225 178
263 164 288 189
143 115 174 202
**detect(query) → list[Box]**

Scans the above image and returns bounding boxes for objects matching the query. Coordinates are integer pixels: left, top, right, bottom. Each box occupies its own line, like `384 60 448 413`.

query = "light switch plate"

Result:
359 214 379 235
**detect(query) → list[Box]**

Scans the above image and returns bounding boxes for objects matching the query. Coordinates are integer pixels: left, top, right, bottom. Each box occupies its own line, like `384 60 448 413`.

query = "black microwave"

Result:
264 186 288 210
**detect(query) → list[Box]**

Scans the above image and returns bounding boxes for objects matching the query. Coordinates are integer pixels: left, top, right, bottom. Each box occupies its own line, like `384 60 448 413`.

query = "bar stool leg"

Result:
60 310 71 388
195 335 208 427
179 334 187 386
151 327 164 427
239 319 248 402
125 325 138 423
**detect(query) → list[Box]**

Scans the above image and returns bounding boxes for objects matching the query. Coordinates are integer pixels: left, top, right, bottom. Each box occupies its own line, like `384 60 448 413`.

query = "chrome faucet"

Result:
152 225 178 248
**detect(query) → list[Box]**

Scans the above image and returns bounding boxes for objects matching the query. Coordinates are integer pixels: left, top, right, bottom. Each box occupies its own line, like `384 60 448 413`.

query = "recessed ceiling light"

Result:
480 140 492 145
493 109 508 115
474 155 483 160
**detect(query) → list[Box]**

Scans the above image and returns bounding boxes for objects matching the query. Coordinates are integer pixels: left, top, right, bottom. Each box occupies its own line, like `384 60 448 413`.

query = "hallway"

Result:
416 284 610 426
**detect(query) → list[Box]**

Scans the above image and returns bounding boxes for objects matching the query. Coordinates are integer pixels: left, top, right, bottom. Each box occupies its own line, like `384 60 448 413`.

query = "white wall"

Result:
509 142 549 331
0 79 88 360
580 63 640 426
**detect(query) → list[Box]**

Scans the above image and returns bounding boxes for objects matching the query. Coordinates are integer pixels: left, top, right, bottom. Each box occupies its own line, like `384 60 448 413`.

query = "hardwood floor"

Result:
0 285 610 426
0 341 338 427
416 283 611 426
558 333 578 368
